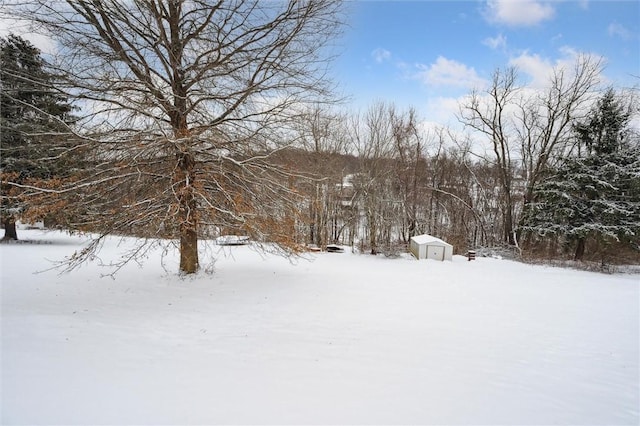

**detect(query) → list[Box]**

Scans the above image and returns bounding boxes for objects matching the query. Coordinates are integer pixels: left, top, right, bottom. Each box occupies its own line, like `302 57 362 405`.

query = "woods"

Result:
1 1 639 272
2 0 344 273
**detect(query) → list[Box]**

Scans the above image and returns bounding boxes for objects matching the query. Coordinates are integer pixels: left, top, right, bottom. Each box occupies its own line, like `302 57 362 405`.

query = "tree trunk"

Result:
504 209 515 246
501 170 516 246
574 237 585 261
180 218 198 274
176 150 199 274
2 217 18 240
369 212 377 255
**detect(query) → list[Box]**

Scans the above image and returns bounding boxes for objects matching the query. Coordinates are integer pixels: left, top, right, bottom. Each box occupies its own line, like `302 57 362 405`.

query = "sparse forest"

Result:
1 1 639 273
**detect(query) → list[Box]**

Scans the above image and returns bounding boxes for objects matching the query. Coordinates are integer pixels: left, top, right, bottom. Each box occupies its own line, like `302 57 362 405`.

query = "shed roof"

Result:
410 234 452 247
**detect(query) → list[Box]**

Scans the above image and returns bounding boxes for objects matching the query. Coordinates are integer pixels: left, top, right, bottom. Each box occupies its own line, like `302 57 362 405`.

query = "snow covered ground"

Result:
1 230 638 425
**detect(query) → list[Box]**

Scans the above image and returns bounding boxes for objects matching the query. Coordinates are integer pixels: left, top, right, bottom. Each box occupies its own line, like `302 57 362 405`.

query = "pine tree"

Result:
523 89 640 261
0 34 75 240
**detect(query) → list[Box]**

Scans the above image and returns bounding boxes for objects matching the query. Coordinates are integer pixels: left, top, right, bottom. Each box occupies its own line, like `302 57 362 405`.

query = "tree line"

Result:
1 1 639 274
280 91 639 265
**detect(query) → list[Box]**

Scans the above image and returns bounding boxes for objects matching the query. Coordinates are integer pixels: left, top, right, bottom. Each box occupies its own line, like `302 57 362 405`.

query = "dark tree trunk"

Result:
503 192 516 246
176 149 199 274
167 3 199 275
180 218 198 274
574 237 586 261
2 217 18 240
369 213 377 255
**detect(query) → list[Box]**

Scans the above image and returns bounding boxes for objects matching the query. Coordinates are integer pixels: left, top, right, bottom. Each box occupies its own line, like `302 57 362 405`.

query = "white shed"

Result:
410 234 453 261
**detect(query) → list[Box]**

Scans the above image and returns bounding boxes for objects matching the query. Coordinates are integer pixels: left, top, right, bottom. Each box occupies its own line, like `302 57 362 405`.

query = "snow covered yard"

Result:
1 230 638 425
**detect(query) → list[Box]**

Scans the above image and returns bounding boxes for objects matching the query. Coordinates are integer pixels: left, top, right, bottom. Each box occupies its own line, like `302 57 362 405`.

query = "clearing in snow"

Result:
1 230 638 424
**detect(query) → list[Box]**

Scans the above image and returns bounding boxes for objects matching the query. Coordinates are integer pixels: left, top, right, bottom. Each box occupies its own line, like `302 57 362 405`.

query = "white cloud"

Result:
415 56 486 89
484 0 555 27
508 51 553 88
578 0 590 10
483 33 507 50
423 97 462 126
371 48 391 64
550 33 563 44
508 47 603 89
0 18 56 54
608 22 632 40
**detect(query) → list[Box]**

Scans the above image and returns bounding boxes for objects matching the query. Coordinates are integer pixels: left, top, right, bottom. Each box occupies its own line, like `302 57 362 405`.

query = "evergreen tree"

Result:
0 34 75 240
523 89 640 261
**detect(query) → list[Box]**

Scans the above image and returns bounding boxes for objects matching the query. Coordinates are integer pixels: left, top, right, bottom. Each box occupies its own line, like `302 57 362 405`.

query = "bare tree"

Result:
390 106 424 241
4 0 344 273
459 56 603 247
349 102 396 254
295 104 347 248
459 67 520 245
516 55 602 210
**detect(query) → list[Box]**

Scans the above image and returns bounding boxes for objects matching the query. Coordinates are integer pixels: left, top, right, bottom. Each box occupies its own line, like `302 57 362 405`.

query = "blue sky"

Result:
1 0 637 127
334 0 639 122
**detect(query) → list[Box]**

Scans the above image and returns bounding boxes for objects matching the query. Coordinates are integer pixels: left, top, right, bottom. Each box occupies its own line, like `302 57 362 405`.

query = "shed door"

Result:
427 245 444 261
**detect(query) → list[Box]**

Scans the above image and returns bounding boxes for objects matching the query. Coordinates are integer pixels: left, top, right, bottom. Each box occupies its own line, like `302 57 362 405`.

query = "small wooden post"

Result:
467 250 476 261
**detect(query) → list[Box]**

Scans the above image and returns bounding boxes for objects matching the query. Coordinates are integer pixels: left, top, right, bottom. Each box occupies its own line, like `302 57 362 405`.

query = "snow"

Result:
1 230 639 425
410 234 451 247
215 235 250 246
